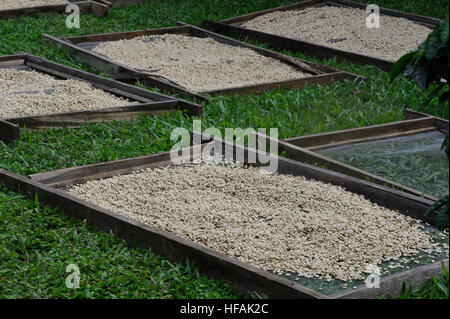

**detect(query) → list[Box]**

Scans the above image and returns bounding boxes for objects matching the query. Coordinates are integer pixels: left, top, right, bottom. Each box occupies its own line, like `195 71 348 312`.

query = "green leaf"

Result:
389 51 416 81
439 88 449 104
436 281 449 295
422 84 445 108
439 18 449 45
442 262 449 279
425 18 449 59
424 32 444 60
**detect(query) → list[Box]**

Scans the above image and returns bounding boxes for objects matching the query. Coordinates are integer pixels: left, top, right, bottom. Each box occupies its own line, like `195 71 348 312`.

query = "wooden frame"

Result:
404 108 449 126
201 0 442 71
253 113 449 202
0 133 447 298
0 53 202 143
42 22 364 102
0 0 111 20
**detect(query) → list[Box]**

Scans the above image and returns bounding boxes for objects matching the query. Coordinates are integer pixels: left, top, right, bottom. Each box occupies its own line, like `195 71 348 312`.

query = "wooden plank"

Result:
202 0 441 71
404 108 434 120
30 153 174 187
135 75 210 104
0 167 326 299
0 119 20 143
5 101 182 129
41 34 145 80
0 58 26 66
433 118 449 133
64 26 191 44
0 53 28 63
331 259 449 299
202 71 364 96
283 117 436 150
252 131 438 201
404 109 449 133
30 144 207 187
306 127 438 151
90 0 111 17
219 0 323 24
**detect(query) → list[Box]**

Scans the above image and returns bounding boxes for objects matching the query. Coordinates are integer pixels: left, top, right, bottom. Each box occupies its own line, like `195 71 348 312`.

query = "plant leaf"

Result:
389 51 416 81
439 88 449 103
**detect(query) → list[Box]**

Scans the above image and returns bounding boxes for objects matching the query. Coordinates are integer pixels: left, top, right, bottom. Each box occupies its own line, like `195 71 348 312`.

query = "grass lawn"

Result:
0 0 449 298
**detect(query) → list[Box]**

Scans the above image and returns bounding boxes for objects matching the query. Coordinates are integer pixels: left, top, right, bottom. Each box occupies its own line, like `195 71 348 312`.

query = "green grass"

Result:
0 187 248 298
394 263 449 299
0 0 449 299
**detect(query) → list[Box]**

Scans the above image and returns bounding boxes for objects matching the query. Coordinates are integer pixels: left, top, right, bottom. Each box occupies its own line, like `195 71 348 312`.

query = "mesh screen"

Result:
317 131 449 198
